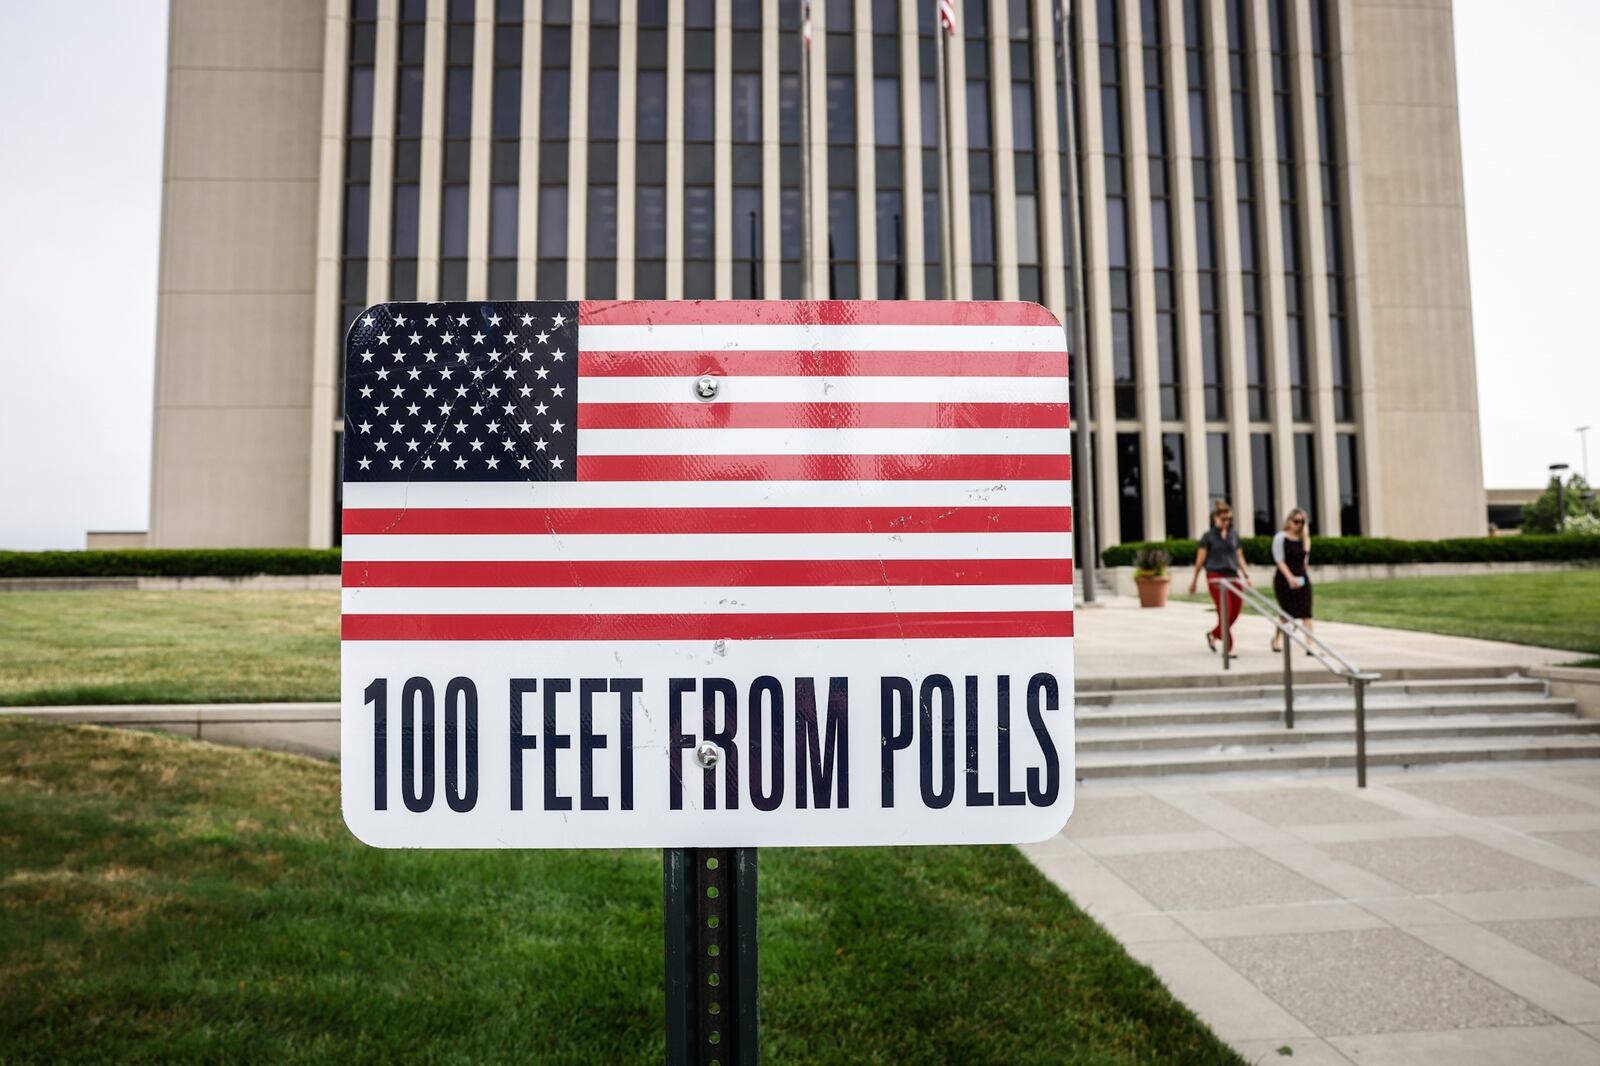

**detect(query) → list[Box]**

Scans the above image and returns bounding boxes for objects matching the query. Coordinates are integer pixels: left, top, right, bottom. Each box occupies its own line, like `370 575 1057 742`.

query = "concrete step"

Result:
1076 675 1547 708
1076 734 1600 779
1076 694 1580 730
1075 713 1600 753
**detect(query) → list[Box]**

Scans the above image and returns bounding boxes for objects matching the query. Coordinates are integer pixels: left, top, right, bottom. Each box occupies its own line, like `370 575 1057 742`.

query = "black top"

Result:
1198 526 1242 574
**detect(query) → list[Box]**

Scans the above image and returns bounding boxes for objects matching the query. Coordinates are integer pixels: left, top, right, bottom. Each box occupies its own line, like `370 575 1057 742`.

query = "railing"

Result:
1213 577 1381 787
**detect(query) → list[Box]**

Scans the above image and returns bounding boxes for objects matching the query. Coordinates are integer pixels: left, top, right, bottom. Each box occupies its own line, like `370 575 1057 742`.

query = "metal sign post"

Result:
665 848 759 1065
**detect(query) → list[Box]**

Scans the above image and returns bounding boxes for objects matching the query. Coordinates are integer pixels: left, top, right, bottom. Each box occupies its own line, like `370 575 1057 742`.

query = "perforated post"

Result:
665 848 759 1065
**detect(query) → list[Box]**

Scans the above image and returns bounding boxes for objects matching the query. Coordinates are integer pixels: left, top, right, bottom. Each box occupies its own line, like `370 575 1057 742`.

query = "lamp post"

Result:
1579 426 1592 483
1550 462 1570 533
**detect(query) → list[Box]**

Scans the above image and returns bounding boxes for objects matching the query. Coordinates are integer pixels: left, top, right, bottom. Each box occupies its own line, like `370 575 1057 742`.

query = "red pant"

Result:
1207 573 1243 641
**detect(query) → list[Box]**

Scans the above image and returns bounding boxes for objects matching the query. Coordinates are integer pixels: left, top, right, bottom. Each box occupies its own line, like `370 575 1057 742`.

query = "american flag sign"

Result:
340 301 1074 848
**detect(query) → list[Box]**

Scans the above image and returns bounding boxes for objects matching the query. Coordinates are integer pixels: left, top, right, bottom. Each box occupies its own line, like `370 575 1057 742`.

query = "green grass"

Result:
1313 571 1600 655
0 720 1239 1063
0 591 339 705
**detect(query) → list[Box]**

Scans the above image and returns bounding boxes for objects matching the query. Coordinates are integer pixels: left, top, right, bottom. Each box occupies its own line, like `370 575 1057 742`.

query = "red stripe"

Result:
578 402 1070 429
342 505 1072 536
343 558 1074 588
576 454 1071 481
578 300 1063 328
342 611 1075 641
577 350 1067 377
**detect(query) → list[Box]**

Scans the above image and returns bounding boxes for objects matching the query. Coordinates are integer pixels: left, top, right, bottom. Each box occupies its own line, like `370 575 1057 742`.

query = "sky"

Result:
0 0 1596 549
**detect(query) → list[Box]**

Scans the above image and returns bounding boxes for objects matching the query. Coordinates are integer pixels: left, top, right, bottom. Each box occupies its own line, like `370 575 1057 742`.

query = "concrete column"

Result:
365 0 398 303
989 0 1019 302
1206 0 1252 526
564 1 591 297
900 0 926 299
306 0 349 547
854 0 877 298
1164 0 1209 537
760 9 781 298
616 0 638 298
465 3 494 297
666 0 685 297
1119 0 1165 540
1031 0 1065 321
947 22 973 300
1247 0 1297 521
806 0 828 295
712 0 733 296
515 3 543 298
1334 0 1383 533
1074 0 1120 547
415 0 445 300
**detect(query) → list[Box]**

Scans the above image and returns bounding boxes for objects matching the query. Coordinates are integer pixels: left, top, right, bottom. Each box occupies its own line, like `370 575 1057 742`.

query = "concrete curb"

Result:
0 703 340 759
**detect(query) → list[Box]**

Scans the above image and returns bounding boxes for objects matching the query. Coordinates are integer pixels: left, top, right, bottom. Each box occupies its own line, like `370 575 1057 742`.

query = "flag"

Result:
939 0 957 34
802 0 812 46
340 300 1073 643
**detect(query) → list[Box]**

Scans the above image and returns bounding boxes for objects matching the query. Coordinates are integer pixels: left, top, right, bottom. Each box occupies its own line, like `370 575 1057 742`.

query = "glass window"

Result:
969 193 995 263
344 184 369 254
1251 433 1276 535
348 68 374 137
1337 434 1361 535
828 189 857 259
441 184 468 257
685 73 714 141
397 68 424 137
1293 433 1319 534
637 185 666 257
538 185 567 257
827 77 855 144
589 70 618 139
874 78 901 145
1116 433 1146 542
1163 433 1189 539
541 69 570 138
966 81 990 148
685 186 715 257
733 186 762 259
734 73 761 142
1015 194 1038 265
490 184 518 257
638 71 667 139
1207 432 1232 508
587 185 617 257
1011 82 1034 151
392 184 419 256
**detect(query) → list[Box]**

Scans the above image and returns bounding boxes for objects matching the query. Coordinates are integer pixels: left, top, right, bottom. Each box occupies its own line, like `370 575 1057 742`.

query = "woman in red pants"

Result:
1187 500 1254 653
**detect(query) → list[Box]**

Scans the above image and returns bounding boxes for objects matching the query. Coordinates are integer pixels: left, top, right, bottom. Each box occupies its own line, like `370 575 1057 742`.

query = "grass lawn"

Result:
0 719 1239 1063
1313 570 1600 657
0 591 339 705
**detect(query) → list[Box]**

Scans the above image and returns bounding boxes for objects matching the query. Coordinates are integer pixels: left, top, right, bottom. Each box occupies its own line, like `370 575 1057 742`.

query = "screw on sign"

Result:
339 300 1075 1063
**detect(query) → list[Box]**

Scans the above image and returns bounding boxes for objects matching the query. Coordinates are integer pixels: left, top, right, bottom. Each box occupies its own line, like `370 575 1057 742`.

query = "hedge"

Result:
0 549 342 579
1100 535 1600 569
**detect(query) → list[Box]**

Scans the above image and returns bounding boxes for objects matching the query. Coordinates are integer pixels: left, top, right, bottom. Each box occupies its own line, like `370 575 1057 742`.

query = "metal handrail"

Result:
1213 576 1381 787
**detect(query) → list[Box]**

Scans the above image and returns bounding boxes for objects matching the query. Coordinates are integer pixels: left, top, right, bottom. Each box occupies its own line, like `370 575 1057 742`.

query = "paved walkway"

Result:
1025 764 1600 1064
1074 594 1574 684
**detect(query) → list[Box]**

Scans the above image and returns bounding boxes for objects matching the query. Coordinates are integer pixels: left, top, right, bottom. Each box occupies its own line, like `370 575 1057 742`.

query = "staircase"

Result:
1076 668 1600 780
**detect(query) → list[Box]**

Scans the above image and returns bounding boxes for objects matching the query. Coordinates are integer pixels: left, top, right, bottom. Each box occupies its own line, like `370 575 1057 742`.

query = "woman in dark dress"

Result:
1270 508 1314 653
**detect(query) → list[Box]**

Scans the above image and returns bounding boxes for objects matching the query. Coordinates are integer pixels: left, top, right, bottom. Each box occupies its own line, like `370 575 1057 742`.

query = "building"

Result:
147 0 1485 549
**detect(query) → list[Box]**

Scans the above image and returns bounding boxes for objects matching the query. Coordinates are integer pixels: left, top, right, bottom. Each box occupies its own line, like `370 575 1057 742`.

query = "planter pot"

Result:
1134 574 1170 608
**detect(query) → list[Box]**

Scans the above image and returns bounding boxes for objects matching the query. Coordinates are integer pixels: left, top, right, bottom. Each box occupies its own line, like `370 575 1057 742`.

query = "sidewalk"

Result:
1073 594 1575 684
1026 764 1600 1064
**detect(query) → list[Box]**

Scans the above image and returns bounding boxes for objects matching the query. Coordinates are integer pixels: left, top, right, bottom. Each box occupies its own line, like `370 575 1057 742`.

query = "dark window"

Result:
1337 433 1361 534
1293 432 1319 534
1116 432 1146 543
1163 433 1189 539
1207 432 1232 510
1250 432 1276 535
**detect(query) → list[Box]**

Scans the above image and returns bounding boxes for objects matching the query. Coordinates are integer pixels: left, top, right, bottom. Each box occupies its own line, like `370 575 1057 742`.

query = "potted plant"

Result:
1133 547 1172 608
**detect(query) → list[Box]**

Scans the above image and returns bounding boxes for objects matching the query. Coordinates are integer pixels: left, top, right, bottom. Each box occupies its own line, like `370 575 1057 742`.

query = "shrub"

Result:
0 549 343 579
1101 535 1600 568
1132 547 1171 576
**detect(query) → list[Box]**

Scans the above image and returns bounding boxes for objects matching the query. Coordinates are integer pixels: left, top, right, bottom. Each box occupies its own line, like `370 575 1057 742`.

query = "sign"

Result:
340 300 1074 848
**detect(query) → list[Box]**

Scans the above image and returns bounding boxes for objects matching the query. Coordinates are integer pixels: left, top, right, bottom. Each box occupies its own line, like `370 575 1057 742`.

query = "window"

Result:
1250 432 1276 535
1228 0 1268 422
1101 2 1136 418
1337 433 1361 534
1163 432 1189 539
683 66 715 297
1206 432 1232 509
489 0 522 297
1144 0 1181 422
635 6 667 297
1011 16 1041 302
1314 0 1354 423
1293 432 1319 534
1116 432 1146 543
389 0 425 299
439 1 474 298
586 15 619 298
1186 0 1224 420
340 0 377 373
537 3 570 298
967 69 997 298
733 52 763 296
1271 0 1310 422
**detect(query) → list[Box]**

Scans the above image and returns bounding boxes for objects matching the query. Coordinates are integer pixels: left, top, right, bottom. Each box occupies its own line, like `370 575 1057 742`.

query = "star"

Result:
453 420 468 433
377 332 390 345
533 438 548 452
390 385 405 398
518 384 533 398
360 350 374 363
425 314 439 327
533 401 549 416
421 456 436 470
486 421 501 434
405 438 420 452
375 367 390 380
358 456 372 470
423 385 437 398
550 384 565 397
549 419 565 434
519 313 533 326
470 402 485 415
422 420 437 434
359 385 373 398
471 368 486 380
488 349 501 362
486 457 500 469
455 385 469 397
453 457 467 469
456 351 470 363
392 351 405 363
469 438 484 452
535 366 549 380
374 439 388 452
488 313 502 326
439 403 452 416
357 421 372 434
409 332 422 345
441 332 455 345
361 314 375 328
472 332 486 345
406 403 420 415
485 385 501 398
439 368 454 380
551 349 565 361
552 313 567 327
394 313 408 326
501 439 516 451
424 349 438 362
550 455 565 469
518 457 532 469
536 331 550 345
503 332 517 345
519 349 534 362
455 314 469 326
438 438 452 451
390 457 404 469
503 366 517 379
406 367 421 380
502 403 517 416
375 402 389 415
388 420 403 433
517 420 532 433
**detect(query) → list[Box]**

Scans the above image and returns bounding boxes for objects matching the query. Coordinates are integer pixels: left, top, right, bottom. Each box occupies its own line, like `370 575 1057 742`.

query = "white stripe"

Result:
341 531 1073 562
343 584 1073 615
574 427 1072 456
580 324 1067 352
343 479 1072 509
580 376 1067 404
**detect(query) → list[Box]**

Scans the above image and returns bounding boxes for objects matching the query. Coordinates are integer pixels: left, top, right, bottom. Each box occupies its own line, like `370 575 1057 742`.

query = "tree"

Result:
1521 474 1600 534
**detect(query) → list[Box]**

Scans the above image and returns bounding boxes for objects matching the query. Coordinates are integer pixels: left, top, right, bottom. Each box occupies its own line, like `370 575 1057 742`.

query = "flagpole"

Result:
1057 0 1098 602
801 0 815 300
934 9 954 300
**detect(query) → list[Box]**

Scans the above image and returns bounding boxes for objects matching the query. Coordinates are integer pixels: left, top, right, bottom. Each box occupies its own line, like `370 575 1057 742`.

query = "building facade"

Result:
147 0 1484 549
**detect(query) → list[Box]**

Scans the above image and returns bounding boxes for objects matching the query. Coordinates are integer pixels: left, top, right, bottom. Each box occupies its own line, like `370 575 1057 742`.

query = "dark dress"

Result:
1273 536 1314 619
